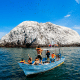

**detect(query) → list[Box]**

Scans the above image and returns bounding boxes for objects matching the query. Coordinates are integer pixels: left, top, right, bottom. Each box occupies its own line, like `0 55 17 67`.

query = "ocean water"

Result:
0 47 80 80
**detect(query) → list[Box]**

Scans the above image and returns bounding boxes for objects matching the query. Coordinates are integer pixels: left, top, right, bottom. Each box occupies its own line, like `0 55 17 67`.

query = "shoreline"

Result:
0 44 80 48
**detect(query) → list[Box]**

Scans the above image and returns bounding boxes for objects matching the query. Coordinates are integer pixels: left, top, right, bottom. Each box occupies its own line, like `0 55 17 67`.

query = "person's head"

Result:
53 52 54 54
37 46 40 48
29 57 31 61
47 50 49 52
36 46 40 50
21 58 23 61
36 57 38 59
35 57 39 61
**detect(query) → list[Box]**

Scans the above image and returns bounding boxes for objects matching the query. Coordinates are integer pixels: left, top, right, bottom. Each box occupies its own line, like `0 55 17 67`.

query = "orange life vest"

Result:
52 54 56 58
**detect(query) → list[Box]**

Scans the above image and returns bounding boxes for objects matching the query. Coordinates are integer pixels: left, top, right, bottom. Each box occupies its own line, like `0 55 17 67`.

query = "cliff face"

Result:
0 21 80 47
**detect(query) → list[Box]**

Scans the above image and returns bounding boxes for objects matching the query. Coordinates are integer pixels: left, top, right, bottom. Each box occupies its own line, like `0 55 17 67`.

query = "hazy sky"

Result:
0 0 80 39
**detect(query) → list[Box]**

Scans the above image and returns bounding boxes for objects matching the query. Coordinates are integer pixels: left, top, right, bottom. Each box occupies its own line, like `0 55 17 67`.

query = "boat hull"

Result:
18 57 65 76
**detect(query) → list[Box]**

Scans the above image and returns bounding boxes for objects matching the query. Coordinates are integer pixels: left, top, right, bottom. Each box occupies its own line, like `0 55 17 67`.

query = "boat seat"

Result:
32 61 35 64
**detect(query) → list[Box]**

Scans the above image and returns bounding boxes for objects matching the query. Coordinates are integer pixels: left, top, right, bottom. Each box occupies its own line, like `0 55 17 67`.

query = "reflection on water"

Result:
0 47 80 80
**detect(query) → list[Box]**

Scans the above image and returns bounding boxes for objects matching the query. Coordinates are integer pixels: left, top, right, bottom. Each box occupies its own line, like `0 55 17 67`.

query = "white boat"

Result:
18 57 65 76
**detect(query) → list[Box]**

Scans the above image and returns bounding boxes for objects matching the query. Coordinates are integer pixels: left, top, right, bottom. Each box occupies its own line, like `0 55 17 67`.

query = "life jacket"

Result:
20 60 25 63
52 54 56 58
49 44 51 47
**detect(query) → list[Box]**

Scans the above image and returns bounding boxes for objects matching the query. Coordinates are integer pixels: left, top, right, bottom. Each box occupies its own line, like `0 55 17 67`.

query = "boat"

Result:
18 56 65 76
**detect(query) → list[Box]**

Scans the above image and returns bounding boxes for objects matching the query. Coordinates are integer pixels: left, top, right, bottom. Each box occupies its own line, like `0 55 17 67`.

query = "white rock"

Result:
0 21 80 45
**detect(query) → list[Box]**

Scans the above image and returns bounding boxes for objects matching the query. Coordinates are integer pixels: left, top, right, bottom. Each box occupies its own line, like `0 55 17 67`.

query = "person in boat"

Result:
20 58 25 63
36 46 43 64
46 50 50 63
33 57 40 65
51 52 56 62
27 54 32 64
21 54 32 64
49 44 52 47
57 52 61 60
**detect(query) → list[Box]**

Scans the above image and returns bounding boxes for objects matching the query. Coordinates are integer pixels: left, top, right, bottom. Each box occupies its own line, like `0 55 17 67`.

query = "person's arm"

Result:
28 54 31 58
31 57 32 62
28 54 29 57
41 49 43 51
36 48 37 51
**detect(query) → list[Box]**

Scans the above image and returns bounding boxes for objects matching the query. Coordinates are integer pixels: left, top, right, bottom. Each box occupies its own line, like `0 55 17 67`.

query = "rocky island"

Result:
0 21 80 48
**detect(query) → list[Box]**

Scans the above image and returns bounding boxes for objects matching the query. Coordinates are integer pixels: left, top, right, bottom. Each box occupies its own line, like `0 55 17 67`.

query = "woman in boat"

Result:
36 46 43 64
33 57 40 65
28 57 32 64
46 50 50 63
27 54 32 64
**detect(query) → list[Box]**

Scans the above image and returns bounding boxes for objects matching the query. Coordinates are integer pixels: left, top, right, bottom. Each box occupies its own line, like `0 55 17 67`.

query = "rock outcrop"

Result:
0 21 80 47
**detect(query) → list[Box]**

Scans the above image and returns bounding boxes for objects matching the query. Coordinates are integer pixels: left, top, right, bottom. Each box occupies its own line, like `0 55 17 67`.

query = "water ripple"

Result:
0 47 80 80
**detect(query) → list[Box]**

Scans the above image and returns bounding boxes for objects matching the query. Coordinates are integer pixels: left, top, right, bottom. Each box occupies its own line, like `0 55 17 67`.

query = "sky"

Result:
0 0 80 39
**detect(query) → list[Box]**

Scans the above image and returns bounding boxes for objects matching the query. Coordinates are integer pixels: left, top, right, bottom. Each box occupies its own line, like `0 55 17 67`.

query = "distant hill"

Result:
0 21 80 47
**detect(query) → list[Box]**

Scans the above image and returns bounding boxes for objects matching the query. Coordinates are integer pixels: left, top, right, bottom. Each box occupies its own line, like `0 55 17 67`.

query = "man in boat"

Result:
57 52 61 60
51 52 56 62
36 46 43 64
33 57 40 65
46 50 50 63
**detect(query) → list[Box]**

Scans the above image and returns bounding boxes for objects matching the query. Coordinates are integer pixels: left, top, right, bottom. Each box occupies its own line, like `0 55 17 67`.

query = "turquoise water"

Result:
0 47 80 80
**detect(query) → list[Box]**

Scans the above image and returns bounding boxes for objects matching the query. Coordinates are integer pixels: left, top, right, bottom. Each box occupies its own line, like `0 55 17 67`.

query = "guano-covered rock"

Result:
0 21 80 47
